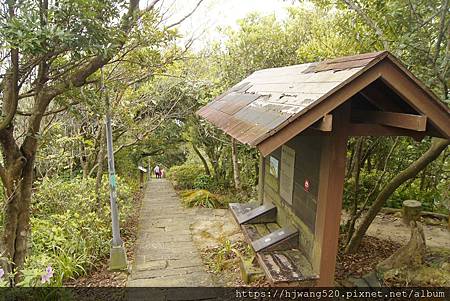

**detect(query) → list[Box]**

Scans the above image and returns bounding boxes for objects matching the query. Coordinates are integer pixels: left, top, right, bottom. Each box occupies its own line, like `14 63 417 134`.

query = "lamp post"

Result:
103 69 128 271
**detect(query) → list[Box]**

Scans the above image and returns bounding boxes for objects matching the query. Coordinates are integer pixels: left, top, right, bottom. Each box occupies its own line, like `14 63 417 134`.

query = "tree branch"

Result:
433 0 449 63
342 0 389 50
0 1 20 131
166 0 204 29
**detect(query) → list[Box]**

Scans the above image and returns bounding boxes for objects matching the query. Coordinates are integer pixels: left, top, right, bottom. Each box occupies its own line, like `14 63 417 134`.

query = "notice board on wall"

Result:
269 156 279 178
280 145 295 205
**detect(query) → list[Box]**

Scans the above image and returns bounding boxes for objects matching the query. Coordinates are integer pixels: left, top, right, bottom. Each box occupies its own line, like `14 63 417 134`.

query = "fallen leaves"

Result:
335 235 401 281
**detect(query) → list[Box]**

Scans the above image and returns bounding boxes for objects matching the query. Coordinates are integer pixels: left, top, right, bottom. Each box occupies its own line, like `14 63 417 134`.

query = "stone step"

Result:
128 179 213 287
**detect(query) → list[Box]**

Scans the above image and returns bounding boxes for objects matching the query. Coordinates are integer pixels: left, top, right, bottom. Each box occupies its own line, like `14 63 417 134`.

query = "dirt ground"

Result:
192 209 449 286
67 194 448 287
363 213 449 249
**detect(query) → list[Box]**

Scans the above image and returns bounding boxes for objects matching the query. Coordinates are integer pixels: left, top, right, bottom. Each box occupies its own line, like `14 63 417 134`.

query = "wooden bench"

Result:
258 249 318 286
246 225 298 252
229 202 319 286
229 202 276 224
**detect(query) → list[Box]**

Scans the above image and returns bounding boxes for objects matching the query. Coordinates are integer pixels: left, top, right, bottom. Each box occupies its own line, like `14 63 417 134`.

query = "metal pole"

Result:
106 103 123 247
102 69 127 271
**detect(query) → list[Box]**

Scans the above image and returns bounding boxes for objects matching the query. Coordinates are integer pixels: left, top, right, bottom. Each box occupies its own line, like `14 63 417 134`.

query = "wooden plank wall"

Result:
263 133 323 267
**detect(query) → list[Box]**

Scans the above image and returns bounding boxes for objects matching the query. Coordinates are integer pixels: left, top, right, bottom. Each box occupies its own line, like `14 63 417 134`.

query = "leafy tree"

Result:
0 0 166 283
301 0 449 252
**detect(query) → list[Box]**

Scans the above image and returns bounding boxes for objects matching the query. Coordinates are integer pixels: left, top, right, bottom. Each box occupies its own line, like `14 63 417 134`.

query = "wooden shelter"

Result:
197 51 450 286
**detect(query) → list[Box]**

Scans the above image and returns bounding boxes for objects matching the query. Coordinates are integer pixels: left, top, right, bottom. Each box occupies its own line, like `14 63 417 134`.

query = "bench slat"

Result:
257 249 319 285
229 203 277 224
251 226 298 252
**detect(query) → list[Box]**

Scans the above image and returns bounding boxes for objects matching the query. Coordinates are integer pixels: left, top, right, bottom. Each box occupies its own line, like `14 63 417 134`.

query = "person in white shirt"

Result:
154 165 161 178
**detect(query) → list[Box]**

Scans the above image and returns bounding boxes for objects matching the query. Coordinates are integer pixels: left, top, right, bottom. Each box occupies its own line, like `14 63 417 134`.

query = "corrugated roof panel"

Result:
216 93 260 115
203 109 228 128
238 125 270 144
234 104 287 126
303 52 385 73
303 68 363 83
197 51 388 146
281 94 321 107
225 119 251 137
245 82 339 94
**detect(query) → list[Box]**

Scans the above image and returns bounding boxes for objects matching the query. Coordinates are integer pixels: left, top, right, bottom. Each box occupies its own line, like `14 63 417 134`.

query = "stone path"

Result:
127 179 213 287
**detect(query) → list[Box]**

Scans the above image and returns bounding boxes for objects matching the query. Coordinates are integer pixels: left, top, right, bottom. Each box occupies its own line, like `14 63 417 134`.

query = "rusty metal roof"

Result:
197 51 388 146
197 51 450 146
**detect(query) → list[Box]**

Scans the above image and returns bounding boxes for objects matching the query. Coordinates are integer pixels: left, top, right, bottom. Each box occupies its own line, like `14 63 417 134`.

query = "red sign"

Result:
304 179 310 192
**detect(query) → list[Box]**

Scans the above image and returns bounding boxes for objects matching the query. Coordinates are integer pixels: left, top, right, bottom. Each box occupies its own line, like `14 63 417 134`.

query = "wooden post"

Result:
402 200 422 225
139 170 144 188
313 104 350 286
231 137 242 191
258 153 265 205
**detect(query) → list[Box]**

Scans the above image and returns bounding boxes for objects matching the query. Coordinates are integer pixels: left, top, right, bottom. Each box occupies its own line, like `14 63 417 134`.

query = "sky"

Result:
149 0 295 48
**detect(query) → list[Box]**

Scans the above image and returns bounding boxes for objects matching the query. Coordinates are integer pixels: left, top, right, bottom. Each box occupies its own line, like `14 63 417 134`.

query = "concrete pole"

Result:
103 71 127 271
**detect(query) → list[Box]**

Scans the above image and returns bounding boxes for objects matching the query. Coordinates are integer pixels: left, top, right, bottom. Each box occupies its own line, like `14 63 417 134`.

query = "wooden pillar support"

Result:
313 104 350 286
258 153 265 205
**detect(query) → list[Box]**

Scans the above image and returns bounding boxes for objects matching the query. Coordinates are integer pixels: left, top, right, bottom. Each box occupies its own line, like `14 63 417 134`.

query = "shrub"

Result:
19 176 137 285
193 174 215 190
181 189 222 208
168 164 205 190
32 176 134 221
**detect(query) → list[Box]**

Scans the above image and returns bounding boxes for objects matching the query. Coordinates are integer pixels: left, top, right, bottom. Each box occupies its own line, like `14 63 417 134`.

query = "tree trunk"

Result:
402 200 422 225
80 147 89 179
344 137 364 245
345 138 449 253
377 221 426 272
231 137 242 191
0 126 37 285
448 213 450 231
0 0 144 284
192 143 211 176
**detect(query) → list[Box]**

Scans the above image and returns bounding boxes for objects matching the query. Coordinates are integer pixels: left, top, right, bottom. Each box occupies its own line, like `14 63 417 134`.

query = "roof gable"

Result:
197 51 450 156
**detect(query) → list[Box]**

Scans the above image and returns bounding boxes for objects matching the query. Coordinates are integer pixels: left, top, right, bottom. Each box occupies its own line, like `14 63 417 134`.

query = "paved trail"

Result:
127 179 213 287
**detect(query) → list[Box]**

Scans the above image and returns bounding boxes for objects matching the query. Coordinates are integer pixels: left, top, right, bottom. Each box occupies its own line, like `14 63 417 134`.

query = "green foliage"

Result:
343 137 449 216
180 190 222 209
343 169 384 208
20 176 136 285
390 180 446 213
193 175 215 190
168 164 206 190
0 0 127 56
204 240 253 274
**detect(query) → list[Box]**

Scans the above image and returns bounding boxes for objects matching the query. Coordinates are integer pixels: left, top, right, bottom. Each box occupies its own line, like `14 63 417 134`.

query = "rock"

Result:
362 271 381 287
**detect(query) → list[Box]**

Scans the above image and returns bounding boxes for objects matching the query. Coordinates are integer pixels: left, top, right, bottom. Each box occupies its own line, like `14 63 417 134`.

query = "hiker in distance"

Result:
154 165 161 178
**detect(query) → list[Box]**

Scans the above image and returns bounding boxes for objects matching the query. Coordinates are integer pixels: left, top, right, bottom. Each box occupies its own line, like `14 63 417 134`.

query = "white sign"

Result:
280 145 295 205
138 166 147 172
269 156 279 179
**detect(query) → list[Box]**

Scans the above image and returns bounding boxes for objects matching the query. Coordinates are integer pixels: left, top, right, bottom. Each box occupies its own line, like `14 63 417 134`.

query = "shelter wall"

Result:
263 133 323 266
